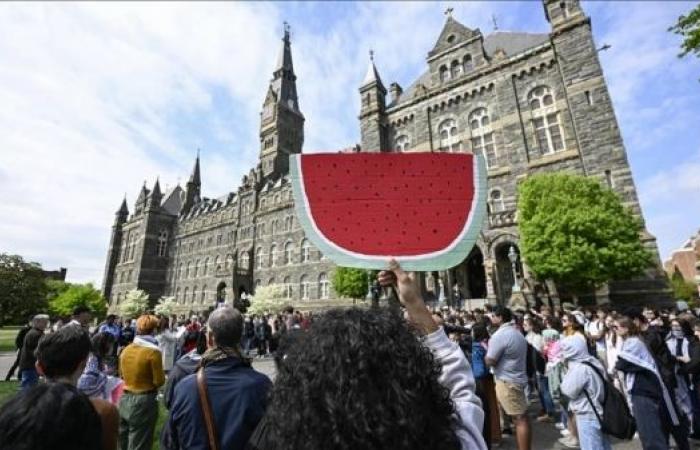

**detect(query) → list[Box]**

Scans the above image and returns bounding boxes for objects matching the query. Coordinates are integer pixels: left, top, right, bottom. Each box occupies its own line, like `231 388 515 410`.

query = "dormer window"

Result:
560 1 569 18
439 65 450 83
450 60 462 79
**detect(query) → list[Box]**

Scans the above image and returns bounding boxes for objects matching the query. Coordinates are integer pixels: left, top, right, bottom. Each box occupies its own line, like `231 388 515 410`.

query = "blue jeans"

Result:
576 416 612 450
537 374 556 416
632 394 669 450
20 368 39 391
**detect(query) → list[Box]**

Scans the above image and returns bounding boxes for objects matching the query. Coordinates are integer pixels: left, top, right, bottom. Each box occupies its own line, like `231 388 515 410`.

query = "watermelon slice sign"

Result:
290 152 487 271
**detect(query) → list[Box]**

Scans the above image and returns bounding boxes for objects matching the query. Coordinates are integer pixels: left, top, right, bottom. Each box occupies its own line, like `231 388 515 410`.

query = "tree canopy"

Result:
0 253 48 326
332 267 369 300
49 283 107 320
247 285 289 315
154 296 177 317
670 4 700 59
517 173 652 293
119 289 150 318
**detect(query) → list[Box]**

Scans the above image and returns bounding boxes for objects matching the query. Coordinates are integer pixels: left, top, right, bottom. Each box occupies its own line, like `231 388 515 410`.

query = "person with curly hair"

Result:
261 260 487 450
78 332 125 404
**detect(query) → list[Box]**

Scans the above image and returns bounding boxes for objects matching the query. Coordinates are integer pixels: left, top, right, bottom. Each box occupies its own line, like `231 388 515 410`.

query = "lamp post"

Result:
508 245 520 293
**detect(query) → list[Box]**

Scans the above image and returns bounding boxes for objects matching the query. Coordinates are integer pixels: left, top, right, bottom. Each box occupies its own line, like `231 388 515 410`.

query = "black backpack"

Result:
582 361 636 440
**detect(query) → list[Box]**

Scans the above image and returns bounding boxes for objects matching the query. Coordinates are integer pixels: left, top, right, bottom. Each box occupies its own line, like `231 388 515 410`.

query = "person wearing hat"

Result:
18 314 49 391
118 315 165 450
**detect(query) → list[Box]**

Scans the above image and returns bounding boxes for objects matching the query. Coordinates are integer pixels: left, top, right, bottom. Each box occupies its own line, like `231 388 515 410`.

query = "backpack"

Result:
582 361 636 440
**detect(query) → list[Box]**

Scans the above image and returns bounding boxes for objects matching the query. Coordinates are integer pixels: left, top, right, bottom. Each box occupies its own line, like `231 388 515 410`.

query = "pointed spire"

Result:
117 195 129 215
361 50 385 91
188 151 201 186
152 177 162 197
269 22 300 112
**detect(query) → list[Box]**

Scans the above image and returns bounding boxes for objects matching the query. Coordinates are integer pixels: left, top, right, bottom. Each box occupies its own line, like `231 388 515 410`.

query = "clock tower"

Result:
259 23 304 178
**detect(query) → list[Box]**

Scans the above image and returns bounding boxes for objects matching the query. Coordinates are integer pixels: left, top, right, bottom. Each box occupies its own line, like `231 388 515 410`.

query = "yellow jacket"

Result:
119 336 165 393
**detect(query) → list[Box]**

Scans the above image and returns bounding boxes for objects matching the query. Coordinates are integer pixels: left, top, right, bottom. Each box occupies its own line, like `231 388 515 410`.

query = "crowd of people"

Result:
1 261 699 450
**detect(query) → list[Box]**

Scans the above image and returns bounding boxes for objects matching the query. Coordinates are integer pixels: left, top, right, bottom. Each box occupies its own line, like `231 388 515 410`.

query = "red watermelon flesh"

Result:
297 153 477 257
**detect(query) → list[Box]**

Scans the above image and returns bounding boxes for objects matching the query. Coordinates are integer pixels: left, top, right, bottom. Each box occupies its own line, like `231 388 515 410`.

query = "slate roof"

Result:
390 31 550 108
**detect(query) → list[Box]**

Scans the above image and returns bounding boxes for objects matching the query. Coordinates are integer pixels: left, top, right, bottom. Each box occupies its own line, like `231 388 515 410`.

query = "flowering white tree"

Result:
119 289 150 318
154 296 177 317
247 285 289 315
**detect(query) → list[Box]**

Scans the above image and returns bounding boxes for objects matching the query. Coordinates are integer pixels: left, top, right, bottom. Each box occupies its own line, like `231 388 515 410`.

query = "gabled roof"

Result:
429 16 479 57
161 185 184 215
390 31 550 108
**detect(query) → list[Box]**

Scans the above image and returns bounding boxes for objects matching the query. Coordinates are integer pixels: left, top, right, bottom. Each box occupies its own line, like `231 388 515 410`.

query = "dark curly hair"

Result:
264 307 460 450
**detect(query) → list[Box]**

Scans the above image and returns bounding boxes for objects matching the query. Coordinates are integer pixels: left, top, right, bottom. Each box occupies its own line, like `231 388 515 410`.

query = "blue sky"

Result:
0 1 698 284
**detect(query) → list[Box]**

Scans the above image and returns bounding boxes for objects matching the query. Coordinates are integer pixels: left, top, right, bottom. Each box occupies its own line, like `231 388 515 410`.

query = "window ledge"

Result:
487 167 511 177
527 149 578 169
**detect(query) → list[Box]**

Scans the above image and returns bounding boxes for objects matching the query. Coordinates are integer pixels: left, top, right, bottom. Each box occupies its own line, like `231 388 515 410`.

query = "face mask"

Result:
672 329 684 338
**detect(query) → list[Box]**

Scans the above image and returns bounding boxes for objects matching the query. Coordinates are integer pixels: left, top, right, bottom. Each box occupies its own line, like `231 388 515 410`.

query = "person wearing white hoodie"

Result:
560 335 612 450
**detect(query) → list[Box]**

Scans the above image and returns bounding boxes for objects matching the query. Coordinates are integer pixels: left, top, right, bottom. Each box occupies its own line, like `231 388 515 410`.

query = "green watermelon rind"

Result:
290 153 488 271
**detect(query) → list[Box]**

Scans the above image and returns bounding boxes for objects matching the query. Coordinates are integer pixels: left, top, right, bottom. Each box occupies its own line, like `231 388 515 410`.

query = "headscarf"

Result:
618 336 679 426
560 335 604 373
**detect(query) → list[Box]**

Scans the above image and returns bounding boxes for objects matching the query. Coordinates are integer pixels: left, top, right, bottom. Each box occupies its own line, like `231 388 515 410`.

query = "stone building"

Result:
664 230 700 289
103 0 668 312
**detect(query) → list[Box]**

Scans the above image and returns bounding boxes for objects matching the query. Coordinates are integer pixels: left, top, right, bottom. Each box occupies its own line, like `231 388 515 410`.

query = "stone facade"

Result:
103 0 669 312
664 230 700 289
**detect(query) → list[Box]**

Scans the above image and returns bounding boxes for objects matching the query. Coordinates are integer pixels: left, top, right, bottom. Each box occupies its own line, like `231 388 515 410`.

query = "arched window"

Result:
115 293 122 305
201 286 207 304
283 276 292 299
284 216 293 231
490 189 505 213
268 277 275 286
463 54 473 71
185 262 191 279
269 244 277 267
318 273 330 299
176 287 181 302
439 65 450 83
157 229 168 257
214 255 221 273
438 119 461 152
301 239 311 263
284 242 293 265
255 279 261 290
203 258 209 276
450 60 462 79
529 86 564 154
469 108 497 168
256 247 264 269
395 135 410 152
240 251 249 268
194 259 200 278
183 287 189 305
192 286 198 303
256 222 265 237
300 275 310 300
225 254 233 270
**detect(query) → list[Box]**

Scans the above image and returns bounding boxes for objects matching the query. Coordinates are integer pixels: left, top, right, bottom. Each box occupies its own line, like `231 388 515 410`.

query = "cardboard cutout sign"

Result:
290 152 487 271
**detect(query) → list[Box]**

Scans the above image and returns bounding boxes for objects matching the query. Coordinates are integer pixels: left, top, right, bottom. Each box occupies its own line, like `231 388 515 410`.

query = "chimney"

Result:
389 82 403 104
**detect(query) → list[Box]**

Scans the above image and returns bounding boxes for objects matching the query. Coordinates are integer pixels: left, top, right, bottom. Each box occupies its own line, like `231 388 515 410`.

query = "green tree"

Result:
332 267 369 303
670 271 699 302
247 285 289 315
154 296 177 317
670 4 700 59
517 173 652 299
49 283 107 320
119 289 150 318
45 279 70 305
0 253 48 325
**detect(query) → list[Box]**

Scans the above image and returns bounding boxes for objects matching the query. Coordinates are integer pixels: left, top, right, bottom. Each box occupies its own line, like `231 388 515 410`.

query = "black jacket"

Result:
643 327 677 390
19 327 43 371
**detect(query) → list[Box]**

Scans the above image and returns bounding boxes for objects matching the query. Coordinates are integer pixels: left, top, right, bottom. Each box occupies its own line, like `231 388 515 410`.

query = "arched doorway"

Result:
465 247 487 299
216 282 227 304
494 243 522 304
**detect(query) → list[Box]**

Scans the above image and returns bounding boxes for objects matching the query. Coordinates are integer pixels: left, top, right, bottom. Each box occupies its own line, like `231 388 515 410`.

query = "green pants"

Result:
119 392 158 450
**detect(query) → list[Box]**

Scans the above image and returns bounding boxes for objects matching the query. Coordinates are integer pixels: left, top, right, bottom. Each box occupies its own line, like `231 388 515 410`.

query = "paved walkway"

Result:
0 352 663 448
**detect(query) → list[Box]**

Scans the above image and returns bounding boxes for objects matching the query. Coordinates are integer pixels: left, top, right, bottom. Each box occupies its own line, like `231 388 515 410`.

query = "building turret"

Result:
102 196 129 300
259 23 305 178
183 154 201 214
359 51 388 152
147 178 162 210
543 0 585 32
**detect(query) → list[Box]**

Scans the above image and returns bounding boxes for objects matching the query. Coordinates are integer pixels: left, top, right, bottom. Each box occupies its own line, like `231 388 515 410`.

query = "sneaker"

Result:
558 436 579 448
555 422 566 430
560 429 571 437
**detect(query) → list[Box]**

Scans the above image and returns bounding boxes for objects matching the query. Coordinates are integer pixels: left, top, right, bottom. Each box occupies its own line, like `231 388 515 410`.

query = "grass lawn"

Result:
0 327 19 352
0 381 165 450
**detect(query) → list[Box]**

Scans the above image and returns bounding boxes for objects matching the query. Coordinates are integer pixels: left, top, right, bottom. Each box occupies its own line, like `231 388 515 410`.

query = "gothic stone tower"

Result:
260 25 305 178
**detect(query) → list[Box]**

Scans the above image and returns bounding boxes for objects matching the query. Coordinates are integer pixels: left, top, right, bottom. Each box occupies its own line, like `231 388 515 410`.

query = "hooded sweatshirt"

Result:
560 335 606 419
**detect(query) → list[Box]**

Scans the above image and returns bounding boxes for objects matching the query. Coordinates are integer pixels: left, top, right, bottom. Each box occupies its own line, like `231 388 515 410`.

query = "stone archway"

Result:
465 247 487 299
216 282 227 304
